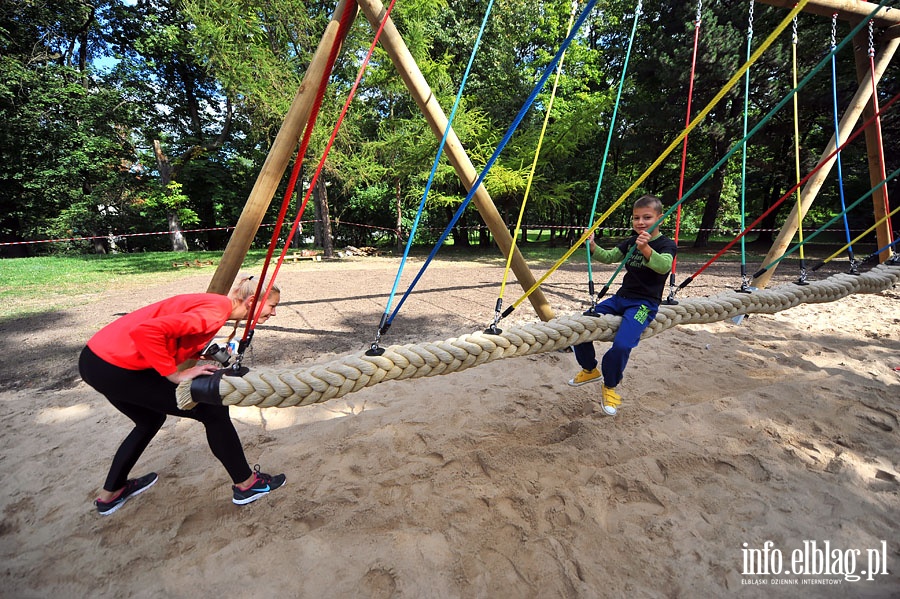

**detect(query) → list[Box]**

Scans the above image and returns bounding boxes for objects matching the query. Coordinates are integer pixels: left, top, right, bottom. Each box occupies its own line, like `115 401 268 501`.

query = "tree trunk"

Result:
395 177 403 253
754 172 784 246
152 139 188 252
479 225 490 247
313 183 324 247
90 229 107 255
693 159 726 248
449 207 469 247
314 176 334 258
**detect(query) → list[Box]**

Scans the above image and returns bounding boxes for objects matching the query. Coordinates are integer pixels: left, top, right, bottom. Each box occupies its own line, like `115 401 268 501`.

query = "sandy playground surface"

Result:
0 254 898 598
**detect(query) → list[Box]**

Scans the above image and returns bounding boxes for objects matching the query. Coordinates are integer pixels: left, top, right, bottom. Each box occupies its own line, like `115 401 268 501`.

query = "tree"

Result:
103 0 237 250
0 0 143 255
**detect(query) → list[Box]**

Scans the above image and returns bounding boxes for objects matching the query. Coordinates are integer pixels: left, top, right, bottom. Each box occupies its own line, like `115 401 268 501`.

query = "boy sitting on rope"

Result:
569 194 677 416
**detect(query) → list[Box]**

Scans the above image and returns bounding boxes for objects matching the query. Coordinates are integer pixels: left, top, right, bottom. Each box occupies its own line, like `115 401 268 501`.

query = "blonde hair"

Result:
226 275 281 341
229 274 280 301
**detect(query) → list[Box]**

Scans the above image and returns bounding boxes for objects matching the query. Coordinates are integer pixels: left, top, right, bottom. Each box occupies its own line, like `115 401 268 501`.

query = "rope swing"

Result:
735 0 755 294
176 263 900 410
374 0 498 352
498 0 814 321
665 0 704 304
789 14 810 286
369 0 602 353
582 0 642 310
828 13 858 275
487 1 579 336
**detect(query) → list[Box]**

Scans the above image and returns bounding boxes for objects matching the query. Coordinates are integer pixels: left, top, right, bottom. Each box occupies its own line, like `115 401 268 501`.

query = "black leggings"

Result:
79 346 252 491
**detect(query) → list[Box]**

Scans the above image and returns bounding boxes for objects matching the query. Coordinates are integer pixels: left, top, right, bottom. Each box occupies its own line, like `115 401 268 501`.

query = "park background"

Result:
2 0 897 259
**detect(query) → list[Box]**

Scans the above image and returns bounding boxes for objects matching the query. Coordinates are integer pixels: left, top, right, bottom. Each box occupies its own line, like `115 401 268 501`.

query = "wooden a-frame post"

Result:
210 0 554 322
207 0 356 295
754 0 899 288
355 0 554 321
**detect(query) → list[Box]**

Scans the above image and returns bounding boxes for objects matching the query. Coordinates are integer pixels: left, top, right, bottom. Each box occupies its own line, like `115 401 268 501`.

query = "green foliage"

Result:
1 0 895 259
137 181 200 227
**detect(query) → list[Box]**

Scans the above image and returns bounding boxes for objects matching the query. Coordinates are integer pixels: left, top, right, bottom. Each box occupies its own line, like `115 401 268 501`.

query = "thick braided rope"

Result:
176 264 899 409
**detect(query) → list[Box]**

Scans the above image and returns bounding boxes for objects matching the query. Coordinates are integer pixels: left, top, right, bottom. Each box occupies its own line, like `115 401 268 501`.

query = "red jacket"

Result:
87 294 233 376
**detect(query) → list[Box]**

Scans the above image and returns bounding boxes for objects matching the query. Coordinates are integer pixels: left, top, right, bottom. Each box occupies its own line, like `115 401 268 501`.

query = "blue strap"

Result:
386 0 600 326
381 0 497 321
830 43 854 256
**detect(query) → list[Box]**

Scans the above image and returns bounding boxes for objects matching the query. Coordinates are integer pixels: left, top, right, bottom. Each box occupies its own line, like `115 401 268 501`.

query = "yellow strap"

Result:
498 4 578 300
792 17 805 260
821 205 900 265
509 0 811 312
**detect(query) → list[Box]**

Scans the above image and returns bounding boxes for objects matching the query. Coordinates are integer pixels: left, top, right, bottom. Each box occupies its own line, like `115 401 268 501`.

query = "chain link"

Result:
747 0 754 39
868 20 875 58
792 15 798 45
695 0 702 27
831 13 837 48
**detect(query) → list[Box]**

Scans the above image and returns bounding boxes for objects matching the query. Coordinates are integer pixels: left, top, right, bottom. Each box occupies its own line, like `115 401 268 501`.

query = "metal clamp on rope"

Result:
848 258 860 276
483 299 503 336
795 266 810 286
189 366 249 406
232 329 254 368
366 314 390 356
737 274 756 294
663 283 680 305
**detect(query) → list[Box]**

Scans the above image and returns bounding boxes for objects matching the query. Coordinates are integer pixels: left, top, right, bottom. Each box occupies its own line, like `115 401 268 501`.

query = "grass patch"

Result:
0 250 271 320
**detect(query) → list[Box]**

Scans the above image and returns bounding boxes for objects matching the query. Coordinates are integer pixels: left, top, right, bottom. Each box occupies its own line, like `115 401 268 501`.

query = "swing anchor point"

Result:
365 344 385 357
662 295 679 305
483 324 503 336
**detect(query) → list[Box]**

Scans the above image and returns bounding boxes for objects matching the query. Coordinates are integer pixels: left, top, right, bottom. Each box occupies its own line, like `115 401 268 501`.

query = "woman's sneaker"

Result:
95 472 159 516
232 465 286 505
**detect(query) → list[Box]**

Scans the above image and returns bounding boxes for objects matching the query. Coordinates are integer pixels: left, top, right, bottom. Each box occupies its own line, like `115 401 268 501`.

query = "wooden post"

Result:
853 27 896 263
355 0 555 322
754 34 898 288
207 0 356 295
754 0 900 27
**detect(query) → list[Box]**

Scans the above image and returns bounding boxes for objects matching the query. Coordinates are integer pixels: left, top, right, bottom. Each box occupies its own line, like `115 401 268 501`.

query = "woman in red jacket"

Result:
79 275 285 515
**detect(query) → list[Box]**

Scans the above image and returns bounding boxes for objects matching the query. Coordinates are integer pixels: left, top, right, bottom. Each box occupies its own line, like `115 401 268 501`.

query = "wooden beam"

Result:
853 27 896 263
207 0 356 295
755 0 900 28
356 0 555 322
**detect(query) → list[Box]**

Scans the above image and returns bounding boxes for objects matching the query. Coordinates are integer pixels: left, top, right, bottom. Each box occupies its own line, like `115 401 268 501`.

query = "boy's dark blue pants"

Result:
573 295 658 388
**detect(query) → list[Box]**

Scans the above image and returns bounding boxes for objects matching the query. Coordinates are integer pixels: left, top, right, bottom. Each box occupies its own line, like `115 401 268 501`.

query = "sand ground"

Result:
0 254 898 598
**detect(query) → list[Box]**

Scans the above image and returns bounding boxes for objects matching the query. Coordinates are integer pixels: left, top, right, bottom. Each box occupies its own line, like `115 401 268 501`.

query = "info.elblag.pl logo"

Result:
741 540 890 586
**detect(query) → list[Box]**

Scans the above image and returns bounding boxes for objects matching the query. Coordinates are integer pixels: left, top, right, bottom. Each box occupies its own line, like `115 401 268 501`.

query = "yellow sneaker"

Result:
600 385 622 416
568 368 601 387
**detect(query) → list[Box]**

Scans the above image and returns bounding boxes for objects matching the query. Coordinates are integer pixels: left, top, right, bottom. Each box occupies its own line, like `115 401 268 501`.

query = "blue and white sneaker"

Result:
95 472 158 516
232 465 286 505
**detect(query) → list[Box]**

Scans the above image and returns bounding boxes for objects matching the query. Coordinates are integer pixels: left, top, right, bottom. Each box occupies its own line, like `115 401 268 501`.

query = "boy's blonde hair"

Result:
633 194 663 215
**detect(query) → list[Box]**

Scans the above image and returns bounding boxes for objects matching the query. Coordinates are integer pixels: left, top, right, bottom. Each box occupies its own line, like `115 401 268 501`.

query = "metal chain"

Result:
792 15 798 45
831 13 837 48
695 0 702 27
747 0 754 39
868 20 876 58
